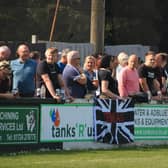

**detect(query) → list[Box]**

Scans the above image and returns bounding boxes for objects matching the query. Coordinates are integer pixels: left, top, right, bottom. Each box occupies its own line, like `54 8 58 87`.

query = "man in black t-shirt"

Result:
36 47 71 101
138 51 161 100
154 53 167 95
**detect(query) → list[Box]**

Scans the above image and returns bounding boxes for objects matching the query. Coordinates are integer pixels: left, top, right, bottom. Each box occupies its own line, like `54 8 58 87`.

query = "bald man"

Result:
118 54 140 98
10 44 37 97
0 45 11 61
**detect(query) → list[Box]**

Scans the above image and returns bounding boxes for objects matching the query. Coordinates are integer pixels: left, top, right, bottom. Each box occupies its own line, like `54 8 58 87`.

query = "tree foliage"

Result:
0 0 168 51
105 0 161 45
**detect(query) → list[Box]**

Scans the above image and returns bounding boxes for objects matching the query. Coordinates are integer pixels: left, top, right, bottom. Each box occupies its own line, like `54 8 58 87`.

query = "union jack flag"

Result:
94 98 134 144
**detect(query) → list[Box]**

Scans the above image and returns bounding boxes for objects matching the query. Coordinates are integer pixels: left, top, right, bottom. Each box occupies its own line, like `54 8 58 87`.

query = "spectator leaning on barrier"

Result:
118 54 140 98
98 55 122 99
116 52 129 81
36 47 71 101
138 51 162 100
10 43 37 97
62 50 87 98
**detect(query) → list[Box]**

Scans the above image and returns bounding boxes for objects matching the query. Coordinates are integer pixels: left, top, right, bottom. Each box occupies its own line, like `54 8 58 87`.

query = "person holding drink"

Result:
62 51 87 98
36 47 71 102
83 56 98 95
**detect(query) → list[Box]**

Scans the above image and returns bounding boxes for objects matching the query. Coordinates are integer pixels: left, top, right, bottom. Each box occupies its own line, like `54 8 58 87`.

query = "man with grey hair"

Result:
62 50 87 98
0 45 11 61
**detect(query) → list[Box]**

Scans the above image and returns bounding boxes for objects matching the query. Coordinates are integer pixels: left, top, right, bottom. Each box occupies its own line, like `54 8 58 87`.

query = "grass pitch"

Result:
0 147 168 168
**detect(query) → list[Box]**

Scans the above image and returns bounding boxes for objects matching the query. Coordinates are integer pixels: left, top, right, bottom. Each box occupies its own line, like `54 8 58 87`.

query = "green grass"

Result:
0 147 168 168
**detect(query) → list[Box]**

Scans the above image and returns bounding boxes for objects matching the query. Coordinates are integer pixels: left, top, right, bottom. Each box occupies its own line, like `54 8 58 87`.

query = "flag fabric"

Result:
94 98 134 144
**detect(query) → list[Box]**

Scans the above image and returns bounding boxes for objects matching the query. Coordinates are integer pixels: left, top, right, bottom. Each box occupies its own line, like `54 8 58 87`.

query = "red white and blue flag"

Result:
94 98 134 144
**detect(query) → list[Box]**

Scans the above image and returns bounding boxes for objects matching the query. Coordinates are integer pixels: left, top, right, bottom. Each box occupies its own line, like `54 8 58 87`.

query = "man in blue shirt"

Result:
57 48 70 73
10 43 37 97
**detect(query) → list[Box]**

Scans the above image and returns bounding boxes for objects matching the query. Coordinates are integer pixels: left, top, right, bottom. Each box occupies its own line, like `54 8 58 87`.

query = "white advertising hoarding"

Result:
40 104 94 142
134 105 168 140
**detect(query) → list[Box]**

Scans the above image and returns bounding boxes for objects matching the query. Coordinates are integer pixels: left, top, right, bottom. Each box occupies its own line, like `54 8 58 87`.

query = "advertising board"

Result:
0 107 39 144
40 104 94 142
135 105 168 140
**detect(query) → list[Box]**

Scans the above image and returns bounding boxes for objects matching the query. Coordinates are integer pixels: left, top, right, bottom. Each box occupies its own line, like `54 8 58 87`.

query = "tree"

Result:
155 0 168 52
0 0 168 52
49 0 91 42
0 0 52 41
105 0 161 46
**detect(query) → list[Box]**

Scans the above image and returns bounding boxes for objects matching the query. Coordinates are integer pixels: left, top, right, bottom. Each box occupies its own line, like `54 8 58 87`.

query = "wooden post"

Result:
90 0 105 53
49 0 60 42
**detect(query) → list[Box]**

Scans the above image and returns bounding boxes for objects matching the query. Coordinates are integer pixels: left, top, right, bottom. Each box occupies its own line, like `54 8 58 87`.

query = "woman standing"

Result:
83 56 98 94
98 55 122 99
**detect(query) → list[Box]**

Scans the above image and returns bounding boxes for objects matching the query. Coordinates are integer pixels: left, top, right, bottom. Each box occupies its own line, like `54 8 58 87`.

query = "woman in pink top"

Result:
118 54 140 98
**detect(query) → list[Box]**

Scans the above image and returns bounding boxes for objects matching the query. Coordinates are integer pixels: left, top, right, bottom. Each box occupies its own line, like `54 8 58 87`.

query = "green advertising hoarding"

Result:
0 107 39 144
134 105 168 140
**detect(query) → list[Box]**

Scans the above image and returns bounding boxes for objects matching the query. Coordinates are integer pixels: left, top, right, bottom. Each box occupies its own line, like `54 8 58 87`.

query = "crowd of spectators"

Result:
0 42 168 102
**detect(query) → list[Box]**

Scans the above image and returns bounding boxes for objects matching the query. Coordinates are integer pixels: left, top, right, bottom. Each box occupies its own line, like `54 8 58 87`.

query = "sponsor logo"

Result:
26 110 36 132
49 108 93 138
50 108 60 127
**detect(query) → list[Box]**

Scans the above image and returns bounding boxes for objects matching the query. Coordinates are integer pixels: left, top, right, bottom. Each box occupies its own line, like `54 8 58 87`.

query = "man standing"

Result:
138 51 161 100
57 48 70 73
118 54 140 98
116 52 128 81
0 45 11 61
10 43 37 97
62 50 87 98
154 53 167 95
36 47 71 101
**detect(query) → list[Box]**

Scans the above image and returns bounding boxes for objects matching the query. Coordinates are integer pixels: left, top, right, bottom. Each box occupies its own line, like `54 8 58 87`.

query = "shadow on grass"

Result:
1 145 168 157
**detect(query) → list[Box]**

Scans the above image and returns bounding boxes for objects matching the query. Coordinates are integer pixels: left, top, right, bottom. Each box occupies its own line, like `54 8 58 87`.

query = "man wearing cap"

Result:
62 50 87 98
